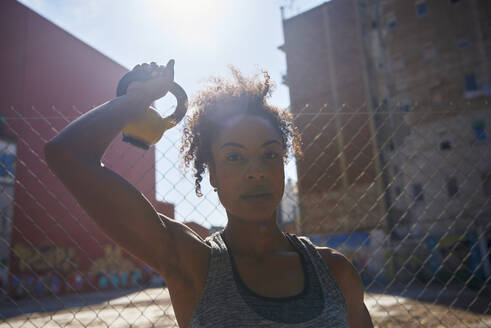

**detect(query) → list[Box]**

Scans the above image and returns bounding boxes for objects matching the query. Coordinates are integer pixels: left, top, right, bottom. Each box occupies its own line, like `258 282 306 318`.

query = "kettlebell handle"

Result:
116 69 188 125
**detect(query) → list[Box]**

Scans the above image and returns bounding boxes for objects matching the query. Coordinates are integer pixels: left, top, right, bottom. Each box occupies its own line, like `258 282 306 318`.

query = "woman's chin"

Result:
227 208 278 223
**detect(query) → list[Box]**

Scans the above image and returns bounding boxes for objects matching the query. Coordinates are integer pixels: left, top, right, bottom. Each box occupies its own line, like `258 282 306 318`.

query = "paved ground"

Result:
1 287 490 328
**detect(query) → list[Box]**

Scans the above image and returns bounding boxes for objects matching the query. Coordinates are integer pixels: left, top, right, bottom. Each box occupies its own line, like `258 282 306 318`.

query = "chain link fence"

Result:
0 102 490 327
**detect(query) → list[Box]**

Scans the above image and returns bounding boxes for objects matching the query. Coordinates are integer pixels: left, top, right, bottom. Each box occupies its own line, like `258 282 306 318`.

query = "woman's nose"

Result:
247 160 265 180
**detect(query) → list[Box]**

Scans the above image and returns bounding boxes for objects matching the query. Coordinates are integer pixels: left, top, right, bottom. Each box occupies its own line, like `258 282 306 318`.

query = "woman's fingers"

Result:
164 59 175 81
132 62 172 77
166 59 175 69
126 60 175 101
141 63 151 72
132 61 173 76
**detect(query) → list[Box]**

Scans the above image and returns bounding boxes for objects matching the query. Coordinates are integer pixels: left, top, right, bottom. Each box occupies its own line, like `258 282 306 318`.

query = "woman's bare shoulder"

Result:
315 246 364 301
157 213 211 283
315 246 350 268
315 246 359 280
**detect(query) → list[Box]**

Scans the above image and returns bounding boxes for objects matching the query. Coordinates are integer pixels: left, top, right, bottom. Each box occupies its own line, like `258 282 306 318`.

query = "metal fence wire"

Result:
0 102 490 328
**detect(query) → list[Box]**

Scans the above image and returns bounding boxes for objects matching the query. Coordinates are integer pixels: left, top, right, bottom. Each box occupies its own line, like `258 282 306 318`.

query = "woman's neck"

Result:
222 212 293 259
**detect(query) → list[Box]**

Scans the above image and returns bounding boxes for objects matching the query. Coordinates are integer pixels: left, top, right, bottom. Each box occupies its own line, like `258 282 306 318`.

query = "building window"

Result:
465 74 478 92
440 140 451 150
386 12 397 30
416 2 429 17
465 74 480 98
388 140 395 151
447 177 458 197
483 171 491 196
457 36 470 50
472 120 488 142
423 43 436 61
411 184 424 202
449 0 462 3
399 104 411 112
398 99 412 112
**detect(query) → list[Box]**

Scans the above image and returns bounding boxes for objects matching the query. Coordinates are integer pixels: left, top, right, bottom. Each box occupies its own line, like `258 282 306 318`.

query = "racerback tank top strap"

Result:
285 233 348 315
187 231 349 328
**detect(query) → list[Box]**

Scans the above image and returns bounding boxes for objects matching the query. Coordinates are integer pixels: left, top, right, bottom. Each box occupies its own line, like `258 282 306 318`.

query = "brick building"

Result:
280 0 387 236
0 0 177 299
371 0 491 241
281 0 491 281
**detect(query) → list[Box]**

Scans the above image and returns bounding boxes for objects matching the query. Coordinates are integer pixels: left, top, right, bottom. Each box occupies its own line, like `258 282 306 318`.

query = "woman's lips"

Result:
240 193 273 200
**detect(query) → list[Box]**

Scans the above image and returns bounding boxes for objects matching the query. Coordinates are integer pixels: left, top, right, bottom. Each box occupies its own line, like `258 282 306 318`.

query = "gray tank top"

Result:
187 231 349 327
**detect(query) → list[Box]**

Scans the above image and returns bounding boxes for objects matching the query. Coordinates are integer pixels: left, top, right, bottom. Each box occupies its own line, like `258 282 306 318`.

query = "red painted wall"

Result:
0 0 174 298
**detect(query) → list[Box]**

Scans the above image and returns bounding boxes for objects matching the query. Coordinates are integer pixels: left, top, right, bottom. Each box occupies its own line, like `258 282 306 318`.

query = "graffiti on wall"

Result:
9 243 159 299
0 140 16 184
381 233 486 288
11 273 63 298
308 231 487 289
13 244 77 273
89 244 142 289
10 244 77 298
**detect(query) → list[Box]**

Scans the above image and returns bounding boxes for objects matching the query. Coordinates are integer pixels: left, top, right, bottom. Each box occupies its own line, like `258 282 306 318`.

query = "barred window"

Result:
440 140 451 150
447 177 459 197
415 1 429 17
411 184 424 202
386 12 397 30
472 120 487 142
465 74 478 92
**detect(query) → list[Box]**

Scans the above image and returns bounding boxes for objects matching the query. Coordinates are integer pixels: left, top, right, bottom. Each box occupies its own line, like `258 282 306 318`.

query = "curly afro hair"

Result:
180 67 302 197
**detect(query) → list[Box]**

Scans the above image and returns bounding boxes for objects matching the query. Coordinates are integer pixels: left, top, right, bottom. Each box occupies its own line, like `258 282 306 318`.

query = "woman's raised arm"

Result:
43 62 209 281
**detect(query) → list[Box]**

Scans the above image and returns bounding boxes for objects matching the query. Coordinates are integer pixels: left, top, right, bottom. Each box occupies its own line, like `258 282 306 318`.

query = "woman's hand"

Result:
126 59 175 104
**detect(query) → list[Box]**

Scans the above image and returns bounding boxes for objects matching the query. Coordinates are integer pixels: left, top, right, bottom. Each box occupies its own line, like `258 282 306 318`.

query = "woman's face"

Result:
209 114 285 222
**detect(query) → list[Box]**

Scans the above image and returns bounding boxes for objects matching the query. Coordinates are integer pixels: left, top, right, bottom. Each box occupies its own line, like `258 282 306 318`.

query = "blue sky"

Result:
19 0 325 227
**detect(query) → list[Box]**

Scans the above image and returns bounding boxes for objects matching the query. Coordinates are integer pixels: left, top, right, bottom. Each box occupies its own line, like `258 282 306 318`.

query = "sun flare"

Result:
148 0 221 49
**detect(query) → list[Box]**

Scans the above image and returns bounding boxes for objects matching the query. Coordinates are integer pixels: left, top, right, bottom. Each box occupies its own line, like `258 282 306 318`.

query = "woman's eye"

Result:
265 151 280 159
226 153 243 162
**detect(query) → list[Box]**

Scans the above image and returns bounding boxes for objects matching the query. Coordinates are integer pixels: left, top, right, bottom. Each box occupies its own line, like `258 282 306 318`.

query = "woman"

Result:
44 60 373 327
